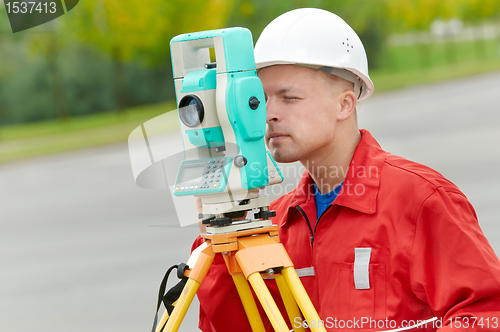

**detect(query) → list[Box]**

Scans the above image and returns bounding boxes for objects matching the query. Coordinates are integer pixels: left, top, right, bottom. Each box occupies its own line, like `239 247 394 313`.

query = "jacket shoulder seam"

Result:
384 159 440 188
408 187 439 299
384 159 466 198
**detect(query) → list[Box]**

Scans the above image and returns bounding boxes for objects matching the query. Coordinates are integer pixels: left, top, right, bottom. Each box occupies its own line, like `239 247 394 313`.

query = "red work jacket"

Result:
192 129 500 331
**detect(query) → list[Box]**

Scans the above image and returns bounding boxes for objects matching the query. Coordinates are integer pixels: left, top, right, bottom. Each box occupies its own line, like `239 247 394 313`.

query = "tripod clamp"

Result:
254 209 276 220
199 196 277 228
200 215 233 227
200 209 276 227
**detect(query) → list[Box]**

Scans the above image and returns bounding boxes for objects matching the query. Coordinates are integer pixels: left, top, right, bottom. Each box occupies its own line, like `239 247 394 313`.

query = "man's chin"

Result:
269 150 299 164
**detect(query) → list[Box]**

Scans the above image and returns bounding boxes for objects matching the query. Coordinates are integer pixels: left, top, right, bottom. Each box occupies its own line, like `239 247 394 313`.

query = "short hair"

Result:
317 69 355 95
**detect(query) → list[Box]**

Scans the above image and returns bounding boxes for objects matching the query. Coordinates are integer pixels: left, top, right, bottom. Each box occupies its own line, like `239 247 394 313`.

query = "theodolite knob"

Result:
249 96 260 110
234 155 247 167
254 210 277 220
201 215 216 225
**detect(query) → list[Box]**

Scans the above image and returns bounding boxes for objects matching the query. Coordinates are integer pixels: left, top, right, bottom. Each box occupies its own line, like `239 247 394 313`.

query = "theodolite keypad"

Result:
175 157 230 193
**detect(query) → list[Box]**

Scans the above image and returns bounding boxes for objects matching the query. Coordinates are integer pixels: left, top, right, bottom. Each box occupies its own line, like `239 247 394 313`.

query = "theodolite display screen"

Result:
174 157 232 195
179 166 204 184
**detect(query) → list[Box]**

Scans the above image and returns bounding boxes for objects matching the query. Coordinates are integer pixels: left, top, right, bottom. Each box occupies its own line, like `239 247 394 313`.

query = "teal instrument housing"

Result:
225 70 268 189
186 127 224 148
170 28 257 75
180 69 216 93
170 27 276 196
267 151 284 181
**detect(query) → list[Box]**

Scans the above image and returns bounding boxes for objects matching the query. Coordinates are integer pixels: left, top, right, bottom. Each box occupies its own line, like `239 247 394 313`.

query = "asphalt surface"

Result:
1 71 500 332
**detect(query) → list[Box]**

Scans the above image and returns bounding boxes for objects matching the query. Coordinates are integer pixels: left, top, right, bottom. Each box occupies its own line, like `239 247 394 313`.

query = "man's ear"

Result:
337 90 357 121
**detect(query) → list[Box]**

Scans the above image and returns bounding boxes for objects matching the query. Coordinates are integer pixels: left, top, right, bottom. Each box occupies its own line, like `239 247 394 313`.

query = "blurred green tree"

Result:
385 0 500 32
63 0 234 66
59 0 234 111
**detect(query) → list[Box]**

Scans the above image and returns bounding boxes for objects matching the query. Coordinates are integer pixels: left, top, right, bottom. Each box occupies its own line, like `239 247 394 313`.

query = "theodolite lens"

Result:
179 95 204 127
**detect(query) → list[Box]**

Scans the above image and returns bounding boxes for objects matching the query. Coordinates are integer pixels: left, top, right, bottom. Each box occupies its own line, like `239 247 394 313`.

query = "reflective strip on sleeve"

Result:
354 248 372 289
295 267 315 277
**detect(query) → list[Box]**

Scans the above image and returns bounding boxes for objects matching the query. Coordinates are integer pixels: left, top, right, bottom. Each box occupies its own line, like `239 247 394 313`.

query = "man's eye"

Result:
284 96 298 100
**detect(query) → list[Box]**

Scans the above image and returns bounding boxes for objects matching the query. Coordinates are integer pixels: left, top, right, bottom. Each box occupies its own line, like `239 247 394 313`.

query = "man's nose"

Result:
266 98 281 123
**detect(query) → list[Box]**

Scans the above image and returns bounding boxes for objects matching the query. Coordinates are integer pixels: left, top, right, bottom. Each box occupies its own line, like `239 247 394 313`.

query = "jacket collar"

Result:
288 129 386 215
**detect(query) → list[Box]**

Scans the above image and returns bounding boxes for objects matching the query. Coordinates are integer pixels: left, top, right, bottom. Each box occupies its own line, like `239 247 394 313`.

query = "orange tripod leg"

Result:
156 242 215 332
157 278 200 332
275 274 306 332
232 274 266 332
282 267 326 332
247 272 290 332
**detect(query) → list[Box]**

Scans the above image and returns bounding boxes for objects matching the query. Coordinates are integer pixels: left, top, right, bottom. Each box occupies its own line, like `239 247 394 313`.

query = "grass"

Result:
372 38 500 91
1 38 500 164
371 57 500 93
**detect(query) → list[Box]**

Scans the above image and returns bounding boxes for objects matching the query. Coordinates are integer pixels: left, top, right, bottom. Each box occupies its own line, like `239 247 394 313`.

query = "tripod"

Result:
155 219 327 332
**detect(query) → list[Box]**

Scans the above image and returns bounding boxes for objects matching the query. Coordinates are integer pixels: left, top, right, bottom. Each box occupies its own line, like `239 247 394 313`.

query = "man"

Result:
192 8 500 331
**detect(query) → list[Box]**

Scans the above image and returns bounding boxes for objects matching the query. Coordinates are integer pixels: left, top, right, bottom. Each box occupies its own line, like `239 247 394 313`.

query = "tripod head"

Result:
170 28 283 233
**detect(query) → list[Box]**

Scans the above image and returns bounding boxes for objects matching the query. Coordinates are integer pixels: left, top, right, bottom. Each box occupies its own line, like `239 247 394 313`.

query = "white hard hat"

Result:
255 8 374 101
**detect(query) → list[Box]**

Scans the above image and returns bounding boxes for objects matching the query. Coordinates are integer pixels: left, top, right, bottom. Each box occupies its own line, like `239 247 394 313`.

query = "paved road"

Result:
1 71 499 332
